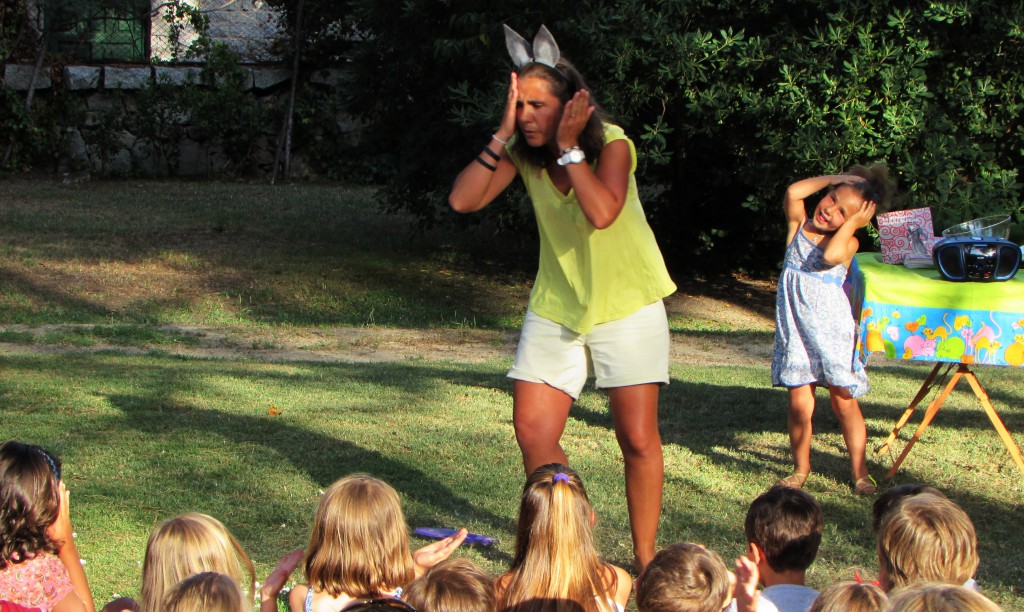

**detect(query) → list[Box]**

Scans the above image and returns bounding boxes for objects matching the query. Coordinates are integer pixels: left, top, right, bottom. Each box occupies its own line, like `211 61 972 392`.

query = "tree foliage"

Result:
0 0 218 173
3 1 1020 272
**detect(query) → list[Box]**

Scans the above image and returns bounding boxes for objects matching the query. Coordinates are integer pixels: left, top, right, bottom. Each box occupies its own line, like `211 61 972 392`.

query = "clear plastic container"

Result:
941 215 1012 239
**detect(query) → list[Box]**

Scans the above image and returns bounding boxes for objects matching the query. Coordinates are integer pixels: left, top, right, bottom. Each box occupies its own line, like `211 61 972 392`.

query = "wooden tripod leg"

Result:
886 367 965 479
875 362 947 455
963 370 1024 476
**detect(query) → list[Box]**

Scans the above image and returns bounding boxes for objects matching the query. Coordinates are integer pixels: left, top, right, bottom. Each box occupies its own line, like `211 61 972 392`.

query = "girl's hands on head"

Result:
556 89 595 150
833 173 863 186
47 481 95 612
412 528 467 574
847 199 877 229
47 481 73 548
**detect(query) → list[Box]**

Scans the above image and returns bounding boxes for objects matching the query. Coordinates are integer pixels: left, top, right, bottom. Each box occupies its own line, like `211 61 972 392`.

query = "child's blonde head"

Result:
871 484 946 533
162 572 247 612
0 441 62 570
305 474 414 598
876 493 978 591
809 580 887 612
635 542 731 612
501 464 614 612
140 513 255 612
404 558 496 612
847 163 895 213
885 582 1000 612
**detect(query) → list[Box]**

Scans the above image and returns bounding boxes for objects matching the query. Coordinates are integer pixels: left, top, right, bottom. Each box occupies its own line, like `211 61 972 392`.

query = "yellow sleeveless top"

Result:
508 123 676 333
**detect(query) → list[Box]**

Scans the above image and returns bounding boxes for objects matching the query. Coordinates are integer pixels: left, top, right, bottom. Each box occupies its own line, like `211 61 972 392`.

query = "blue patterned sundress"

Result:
771 227 869 397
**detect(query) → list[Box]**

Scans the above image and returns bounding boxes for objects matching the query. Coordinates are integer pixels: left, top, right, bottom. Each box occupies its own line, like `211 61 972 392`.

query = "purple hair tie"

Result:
553 473 570 483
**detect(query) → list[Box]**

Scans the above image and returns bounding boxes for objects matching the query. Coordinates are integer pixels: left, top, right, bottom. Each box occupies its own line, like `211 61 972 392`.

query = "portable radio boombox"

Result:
932 237 1021 282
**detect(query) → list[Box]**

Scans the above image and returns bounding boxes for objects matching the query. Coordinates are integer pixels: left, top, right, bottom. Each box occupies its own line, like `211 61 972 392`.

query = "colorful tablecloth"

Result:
850 253 1024 367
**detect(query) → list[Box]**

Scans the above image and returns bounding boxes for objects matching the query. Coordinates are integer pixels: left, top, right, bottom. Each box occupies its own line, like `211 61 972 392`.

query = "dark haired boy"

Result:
743 485 823 611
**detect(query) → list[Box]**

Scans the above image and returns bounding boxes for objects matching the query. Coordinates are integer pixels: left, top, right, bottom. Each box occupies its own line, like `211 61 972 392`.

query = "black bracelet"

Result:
481 147 500 162
475 155 497 171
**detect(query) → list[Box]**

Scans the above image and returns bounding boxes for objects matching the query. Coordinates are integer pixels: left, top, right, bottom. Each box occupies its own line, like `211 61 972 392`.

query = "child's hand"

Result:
413 528 467 572
260 548 303 604
847 199 877 229
734 554 761 612
833 173 863 186
47 482 73 548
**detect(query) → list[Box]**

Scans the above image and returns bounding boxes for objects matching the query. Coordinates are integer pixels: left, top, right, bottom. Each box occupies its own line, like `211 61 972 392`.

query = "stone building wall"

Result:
0 2 356 177
2 62 345 177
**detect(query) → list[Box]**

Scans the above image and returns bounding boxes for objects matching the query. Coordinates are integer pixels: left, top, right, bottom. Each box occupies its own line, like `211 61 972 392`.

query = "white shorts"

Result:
508 300 670 400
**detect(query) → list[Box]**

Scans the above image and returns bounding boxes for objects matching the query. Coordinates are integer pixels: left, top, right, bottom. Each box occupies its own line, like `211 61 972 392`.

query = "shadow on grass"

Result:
0 268 119 324
0 182 536 328
0 353 520 566
565 368 1024 587
101 391 517 568
1 351 1021 597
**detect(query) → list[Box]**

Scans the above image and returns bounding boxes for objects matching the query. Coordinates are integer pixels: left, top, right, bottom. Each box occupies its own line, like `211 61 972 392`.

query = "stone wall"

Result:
2 62 346 177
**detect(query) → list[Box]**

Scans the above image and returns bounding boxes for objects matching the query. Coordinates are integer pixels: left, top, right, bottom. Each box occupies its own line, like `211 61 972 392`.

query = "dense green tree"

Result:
266 0 1023 273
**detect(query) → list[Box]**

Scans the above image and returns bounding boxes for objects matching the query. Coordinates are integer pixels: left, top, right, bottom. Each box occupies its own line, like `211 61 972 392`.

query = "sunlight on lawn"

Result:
1 352 1021 609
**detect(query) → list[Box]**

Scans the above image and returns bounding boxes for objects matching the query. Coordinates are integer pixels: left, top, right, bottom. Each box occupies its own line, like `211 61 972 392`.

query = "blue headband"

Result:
553 473 570 483
36 447 61 483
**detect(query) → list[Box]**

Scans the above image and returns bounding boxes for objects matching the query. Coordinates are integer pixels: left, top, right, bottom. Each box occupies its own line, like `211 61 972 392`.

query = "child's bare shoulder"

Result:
606 564 632 604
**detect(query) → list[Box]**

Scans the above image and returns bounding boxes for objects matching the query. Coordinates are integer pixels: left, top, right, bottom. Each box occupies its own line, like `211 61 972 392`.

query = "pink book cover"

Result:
876 207 935 264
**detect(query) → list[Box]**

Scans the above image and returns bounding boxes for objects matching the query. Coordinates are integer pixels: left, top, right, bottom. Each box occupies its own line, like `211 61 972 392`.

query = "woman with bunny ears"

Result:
449 24 676 570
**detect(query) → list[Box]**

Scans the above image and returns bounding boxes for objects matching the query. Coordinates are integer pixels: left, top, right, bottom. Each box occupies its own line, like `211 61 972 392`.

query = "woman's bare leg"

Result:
512 380 573 474
608 383 662 571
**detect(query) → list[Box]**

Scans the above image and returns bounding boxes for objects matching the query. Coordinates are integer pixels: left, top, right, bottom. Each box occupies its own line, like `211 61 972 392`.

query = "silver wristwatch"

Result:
557 146 585 166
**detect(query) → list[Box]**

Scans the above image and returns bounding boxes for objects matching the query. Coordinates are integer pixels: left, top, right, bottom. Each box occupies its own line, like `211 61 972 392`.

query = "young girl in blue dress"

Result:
771 165 893 495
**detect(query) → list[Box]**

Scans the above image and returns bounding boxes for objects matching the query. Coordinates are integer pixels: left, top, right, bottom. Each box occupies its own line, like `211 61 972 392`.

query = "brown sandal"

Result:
777 472 810 489
853 475 877 496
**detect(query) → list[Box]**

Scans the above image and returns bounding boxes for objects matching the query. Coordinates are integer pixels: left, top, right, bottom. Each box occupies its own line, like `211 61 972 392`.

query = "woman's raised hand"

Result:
496 72 518 143
557 89 595 150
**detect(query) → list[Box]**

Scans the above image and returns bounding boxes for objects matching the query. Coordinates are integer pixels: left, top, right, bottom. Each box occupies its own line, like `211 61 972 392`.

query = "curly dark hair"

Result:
847 163 896 213
0 440 62 569
510 58 608 169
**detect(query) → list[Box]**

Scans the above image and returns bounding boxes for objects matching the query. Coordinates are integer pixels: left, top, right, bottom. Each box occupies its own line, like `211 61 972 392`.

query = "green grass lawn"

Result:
1 181 1022 609
1 352 1022 608
0 180 534 329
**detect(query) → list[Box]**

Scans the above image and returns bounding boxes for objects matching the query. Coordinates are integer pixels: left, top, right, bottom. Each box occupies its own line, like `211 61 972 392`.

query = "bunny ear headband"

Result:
503 24 561 69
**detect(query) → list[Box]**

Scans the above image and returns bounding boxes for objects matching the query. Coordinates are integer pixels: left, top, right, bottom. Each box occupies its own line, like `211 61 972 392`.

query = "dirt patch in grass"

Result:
0 274 778 366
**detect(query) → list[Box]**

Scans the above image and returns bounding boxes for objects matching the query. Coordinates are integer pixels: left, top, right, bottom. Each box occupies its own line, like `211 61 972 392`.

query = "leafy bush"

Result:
269 0 1024 273
182 44 273 174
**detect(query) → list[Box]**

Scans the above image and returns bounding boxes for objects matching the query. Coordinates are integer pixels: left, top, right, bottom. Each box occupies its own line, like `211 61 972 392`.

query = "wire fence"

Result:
152 0 282 63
